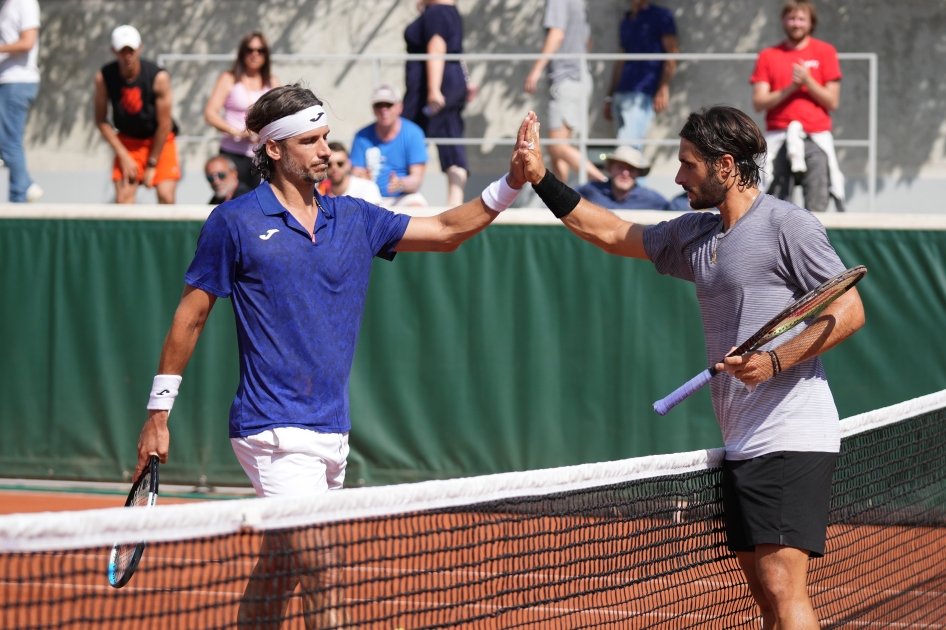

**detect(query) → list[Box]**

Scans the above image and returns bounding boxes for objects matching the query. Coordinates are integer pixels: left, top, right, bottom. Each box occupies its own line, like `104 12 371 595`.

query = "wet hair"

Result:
328 141 348 155
781 0 817 34
245 84 323 181
232 32 272 86
678 106 767 189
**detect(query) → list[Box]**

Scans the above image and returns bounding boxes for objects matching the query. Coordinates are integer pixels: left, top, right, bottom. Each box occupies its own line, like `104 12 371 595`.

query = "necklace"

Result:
711 221 727 264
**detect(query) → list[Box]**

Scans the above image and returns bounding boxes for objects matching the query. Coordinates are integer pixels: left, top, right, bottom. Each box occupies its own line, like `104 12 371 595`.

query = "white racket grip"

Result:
653 369 715 416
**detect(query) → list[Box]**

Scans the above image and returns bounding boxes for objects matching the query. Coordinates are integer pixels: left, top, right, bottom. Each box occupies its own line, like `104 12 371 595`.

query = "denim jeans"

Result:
613 90 654 185
0 82 38 202
613 90 654 150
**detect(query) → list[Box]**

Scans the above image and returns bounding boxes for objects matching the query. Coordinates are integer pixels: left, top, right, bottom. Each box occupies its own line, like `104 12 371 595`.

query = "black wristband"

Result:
533 169 581 219
768 350 781 376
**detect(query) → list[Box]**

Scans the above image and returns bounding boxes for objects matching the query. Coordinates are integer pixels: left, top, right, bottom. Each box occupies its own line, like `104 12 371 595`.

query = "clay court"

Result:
0 402 946 630
1 449 945 630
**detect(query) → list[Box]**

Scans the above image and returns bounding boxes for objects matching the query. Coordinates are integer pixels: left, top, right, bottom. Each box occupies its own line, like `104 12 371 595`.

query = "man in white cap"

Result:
133 83 540 627
94 25 180 204
577 146 669 209
350 83 429 207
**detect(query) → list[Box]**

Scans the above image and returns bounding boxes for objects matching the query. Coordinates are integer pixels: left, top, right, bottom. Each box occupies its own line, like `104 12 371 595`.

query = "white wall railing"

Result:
159 52 878 212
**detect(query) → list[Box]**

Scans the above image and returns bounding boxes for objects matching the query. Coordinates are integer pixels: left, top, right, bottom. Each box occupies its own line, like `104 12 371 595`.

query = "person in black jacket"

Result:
94 25 180 204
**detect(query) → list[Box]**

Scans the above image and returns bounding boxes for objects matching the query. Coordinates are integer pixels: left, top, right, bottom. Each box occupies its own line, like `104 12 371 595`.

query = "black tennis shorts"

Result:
722 451 837 558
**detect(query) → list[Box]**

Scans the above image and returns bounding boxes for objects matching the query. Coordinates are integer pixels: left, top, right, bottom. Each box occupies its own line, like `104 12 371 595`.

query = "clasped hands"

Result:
506 111 548 190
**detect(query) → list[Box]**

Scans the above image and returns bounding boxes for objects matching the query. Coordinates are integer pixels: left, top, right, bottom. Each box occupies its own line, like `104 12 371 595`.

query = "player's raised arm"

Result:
394 112 536 253
516 122 649 260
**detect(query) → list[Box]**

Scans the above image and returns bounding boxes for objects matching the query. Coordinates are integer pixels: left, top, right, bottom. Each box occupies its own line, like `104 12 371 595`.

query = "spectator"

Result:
94 25 179 204
604 1 678 158
751 0 845 212
204 32 279 190
205 155 250 205
524 0 606 183
577 146 668 209
403 0 472 207
351 84 428 207
0 0 42 202
667 191 692 211
318 142 383 204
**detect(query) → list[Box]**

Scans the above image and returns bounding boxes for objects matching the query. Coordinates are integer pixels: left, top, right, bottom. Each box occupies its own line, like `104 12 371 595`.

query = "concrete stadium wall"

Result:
6 0 946 211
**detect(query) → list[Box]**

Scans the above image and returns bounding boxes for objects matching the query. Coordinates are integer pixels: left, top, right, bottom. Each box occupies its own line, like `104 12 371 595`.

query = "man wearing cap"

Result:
350 84 428 207
94 25 180 204
134 83 539 627
577 146 669 210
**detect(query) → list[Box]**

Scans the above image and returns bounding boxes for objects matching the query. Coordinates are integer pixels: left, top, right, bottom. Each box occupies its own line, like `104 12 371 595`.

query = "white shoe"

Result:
25 183 44 203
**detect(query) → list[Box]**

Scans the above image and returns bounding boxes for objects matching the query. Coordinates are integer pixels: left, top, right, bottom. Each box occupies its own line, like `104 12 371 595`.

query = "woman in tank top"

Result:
204 32 280 189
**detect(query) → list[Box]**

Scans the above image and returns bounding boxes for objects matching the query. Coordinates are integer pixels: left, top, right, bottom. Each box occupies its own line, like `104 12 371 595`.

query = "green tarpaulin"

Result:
1 218 943 486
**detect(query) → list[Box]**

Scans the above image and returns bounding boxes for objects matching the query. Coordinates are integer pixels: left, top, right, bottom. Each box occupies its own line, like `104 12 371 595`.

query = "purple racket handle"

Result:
653 368 716 416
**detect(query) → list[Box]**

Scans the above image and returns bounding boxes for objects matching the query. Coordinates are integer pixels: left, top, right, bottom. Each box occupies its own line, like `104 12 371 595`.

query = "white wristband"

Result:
480 173 522 212
148 374 182 411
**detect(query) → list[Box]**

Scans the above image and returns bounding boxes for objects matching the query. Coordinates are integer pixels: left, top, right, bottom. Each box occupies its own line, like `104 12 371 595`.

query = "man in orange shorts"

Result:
94 25 180 204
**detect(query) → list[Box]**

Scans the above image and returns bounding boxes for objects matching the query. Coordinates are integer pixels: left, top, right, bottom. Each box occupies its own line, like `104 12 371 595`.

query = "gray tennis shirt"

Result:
543 0 590 83
643 194 847 460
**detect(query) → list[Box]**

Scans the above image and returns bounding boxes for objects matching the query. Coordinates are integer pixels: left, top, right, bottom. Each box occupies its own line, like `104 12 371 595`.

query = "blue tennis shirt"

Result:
185 182 411 438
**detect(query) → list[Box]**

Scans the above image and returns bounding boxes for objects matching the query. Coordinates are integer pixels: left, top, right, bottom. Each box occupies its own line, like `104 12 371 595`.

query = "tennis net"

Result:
1 390 945 629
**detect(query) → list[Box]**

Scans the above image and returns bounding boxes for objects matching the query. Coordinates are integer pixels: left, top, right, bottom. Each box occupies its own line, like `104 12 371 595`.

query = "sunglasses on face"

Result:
327 160 347 168
244 47 266 55
206 172 229 182
373 102 395 110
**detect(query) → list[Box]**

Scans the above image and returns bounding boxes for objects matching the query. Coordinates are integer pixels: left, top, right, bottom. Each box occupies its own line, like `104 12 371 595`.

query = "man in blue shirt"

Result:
577 146 669 209
604 1 678 152
134 84 537 627
350 84 429 207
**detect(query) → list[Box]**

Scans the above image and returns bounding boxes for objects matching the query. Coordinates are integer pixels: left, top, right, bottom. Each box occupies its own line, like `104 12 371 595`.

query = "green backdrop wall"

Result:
1 218 944 486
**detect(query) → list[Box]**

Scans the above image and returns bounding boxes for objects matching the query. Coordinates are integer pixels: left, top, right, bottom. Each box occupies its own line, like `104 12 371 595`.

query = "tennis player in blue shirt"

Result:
134 84 537 627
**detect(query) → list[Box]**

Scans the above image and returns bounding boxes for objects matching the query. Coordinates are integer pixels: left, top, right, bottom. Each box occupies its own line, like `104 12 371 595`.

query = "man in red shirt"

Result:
751 0 844 212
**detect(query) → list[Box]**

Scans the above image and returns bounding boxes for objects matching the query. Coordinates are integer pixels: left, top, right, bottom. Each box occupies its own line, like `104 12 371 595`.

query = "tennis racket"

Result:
653 265 867 416
108 455 159 588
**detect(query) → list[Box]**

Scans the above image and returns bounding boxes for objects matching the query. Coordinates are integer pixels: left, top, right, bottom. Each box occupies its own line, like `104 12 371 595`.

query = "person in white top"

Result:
204 32 280 189
0 0 42 202
320 142 383 205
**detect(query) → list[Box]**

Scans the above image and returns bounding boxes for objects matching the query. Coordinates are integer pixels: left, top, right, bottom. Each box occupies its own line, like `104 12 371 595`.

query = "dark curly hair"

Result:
245 84 323 181
678 106 767 189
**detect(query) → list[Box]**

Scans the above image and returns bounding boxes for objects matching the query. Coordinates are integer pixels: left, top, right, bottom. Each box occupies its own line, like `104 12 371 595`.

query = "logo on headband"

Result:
310 113 325 123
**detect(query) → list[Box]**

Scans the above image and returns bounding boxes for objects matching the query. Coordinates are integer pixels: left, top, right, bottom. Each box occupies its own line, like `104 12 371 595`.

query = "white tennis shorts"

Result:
231 427 349 498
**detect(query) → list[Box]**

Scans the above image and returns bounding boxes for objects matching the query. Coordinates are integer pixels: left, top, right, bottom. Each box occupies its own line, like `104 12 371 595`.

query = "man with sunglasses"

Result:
205 155 250 205
320 141 383 204
350 84 429 207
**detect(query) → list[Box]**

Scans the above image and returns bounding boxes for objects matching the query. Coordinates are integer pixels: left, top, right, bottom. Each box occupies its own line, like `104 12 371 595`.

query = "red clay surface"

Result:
0 490 200 514
1 505 944 629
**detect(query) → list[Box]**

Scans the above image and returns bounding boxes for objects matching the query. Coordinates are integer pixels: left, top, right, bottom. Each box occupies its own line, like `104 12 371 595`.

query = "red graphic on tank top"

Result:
120 87 143 115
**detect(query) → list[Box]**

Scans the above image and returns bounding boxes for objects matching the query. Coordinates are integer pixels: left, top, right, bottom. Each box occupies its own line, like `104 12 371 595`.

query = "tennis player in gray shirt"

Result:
518 105 864 629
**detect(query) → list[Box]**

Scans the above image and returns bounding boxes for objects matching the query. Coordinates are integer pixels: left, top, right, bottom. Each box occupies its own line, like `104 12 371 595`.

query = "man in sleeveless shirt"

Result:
94 25 180 204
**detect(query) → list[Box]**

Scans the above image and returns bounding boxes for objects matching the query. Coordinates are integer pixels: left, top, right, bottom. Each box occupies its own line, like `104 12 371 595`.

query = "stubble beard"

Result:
282 150 325 185
687 165 728 210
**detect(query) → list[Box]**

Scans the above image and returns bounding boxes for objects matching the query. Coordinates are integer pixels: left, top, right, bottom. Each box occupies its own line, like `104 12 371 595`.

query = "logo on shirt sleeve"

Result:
259 229 280 240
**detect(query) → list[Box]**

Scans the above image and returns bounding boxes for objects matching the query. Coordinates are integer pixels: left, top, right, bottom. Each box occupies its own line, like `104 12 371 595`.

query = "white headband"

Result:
257 105 328 145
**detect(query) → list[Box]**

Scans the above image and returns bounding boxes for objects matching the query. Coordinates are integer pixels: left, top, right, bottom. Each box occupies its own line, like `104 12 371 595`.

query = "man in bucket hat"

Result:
577 146 669 210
